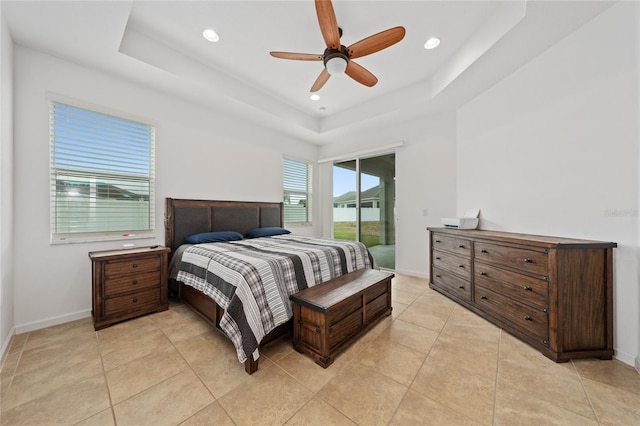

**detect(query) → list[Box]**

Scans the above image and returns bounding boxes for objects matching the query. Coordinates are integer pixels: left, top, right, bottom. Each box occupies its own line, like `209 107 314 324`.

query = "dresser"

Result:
428 228 616 362
89 246 170 330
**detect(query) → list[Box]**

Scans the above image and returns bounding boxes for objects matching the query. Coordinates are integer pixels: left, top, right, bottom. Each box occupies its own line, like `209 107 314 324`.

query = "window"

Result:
50 102 155 242
283 158 312 223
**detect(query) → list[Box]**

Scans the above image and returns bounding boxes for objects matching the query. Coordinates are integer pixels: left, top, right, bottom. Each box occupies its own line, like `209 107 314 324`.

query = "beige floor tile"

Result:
494 388 598 425
96 315 158 346
151 304 198 329
446 304 496 329
582 378 640 425
174 329 234 364
573 358 640 396
260 334 295 362
180 401 235 426
218 363 313 425
498 332 576 377
357 335 427 386
74 408 116 426
285 397 357 425
497 358 595 419
106 346 189 404
1 351 20 375
277 350 341 392
15 332 99 376
390 300 409 319
375 318 439 354
162 317 213 344
113 369 214 426
392 287 423 305
317 363 408 425
411 292 457 314
397 304 449 332
411 356 495 425
100 328 173 371
3 354 102 410
1 373 110 426
390 388 482 425
23 317 94 350
6 333 28 355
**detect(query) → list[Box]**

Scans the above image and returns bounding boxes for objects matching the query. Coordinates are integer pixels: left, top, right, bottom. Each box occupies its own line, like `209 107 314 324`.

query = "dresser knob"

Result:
458 244 465 248
480 295 487 300
132 263 138 268
480 272 487 276
458 285 465 289
133 298 138 303
458 264 465 268
132 279 138 285
524 258 532 263
523 286 532 291
435 274 441 278
524 315 532 321
480 249 488 253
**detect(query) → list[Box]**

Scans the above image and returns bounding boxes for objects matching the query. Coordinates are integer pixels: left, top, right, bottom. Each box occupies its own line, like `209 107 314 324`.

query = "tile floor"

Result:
1 274 639 425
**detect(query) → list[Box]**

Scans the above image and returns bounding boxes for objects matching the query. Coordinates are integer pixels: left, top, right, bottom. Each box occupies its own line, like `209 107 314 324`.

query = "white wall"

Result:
11 46 318 332
0 10 15 356
318 112 457 278
457 2 639 366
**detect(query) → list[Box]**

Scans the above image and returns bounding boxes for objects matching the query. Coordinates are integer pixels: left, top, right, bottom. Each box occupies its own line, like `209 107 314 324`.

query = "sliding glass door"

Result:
333 154 395 269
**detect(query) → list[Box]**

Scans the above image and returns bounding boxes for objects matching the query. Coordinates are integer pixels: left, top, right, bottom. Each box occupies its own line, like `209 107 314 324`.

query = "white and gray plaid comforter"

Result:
175 234 376 363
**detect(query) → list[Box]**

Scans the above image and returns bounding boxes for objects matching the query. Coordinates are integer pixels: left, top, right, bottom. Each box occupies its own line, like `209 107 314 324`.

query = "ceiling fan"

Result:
270 0 406 92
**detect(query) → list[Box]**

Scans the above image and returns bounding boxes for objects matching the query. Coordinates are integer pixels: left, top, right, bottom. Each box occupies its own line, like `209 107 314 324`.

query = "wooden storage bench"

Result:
290 269 394 368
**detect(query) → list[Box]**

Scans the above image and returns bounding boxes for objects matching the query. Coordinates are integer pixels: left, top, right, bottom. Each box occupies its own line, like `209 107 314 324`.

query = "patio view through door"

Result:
333 153 395 269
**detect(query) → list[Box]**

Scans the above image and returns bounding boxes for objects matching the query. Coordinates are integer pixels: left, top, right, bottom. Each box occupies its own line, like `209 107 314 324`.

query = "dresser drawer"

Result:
104 286 163 317
432 234 471 257
432 250 471 279
475 242 548 276
432 266 471 301
104 256 161 278
475 285 548 341
474 265 548 309
104 270 161 296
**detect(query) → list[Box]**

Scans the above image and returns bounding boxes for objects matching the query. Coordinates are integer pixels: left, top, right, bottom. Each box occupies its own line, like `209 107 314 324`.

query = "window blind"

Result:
50 102 155 241
283 158 312 223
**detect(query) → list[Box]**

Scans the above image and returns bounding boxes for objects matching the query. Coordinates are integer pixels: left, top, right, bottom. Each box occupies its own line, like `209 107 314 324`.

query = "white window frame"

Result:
49 101 156 243
283 157 312 224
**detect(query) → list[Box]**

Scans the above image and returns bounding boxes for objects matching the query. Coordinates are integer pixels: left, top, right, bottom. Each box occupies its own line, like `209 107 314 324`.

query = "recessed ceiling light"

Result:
424 37 440 49
202 28 220 43
310 94 320 101
319 106 327 111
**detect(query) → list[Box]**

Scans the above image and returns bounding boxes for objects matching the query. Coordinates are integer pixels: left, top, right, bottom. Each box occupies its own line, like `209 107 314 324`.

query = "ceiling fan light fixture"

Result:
325 56 348 75
202 28 220 43
424 37 441 49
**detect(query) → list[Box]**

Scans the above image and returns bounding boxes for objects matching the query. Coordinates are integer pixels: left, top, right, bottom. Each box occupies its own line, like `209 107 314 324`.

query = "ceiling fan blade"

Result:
315 0 340 49
347 26 406 59
310 68 331 92
345 61 378 87
270 52 323 61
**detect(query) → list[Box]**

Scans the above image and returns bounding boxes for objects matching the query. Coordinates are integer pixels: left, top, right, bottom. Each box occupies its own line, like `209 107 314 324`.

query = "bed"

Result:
164 198 376 374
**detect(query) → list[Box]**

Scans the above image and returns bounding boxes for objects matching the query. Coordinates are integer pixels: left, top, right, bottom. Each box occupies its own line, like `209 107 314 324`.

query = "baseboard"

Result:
635 356 640 375
15 309 92 335
392 268 428 279
1 325 17 366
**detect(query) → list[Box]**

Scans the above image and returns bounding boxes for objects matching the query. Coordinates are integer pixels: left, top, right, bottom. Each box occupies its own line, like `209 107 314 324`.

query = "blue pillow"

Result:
245 227 291 238
184 231 243 244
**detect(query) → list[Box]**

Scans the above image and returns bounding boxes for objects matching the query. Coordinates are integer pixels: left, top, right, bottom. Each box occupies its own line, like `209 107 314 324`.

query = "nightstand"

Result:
89 246 170 330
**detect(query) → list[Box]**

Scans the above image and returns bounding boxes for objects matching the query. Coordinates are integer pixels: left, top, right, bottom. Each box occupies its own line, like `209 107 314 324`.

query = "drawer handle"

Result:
480 295 487 300
480 272 487 276
480 249 488 253
524 258 532 263
132 263 138 268
132 279 138 285
435 257 441 260
458 285 465 289
133 298 138 303
435 240 441 243
458 264 465 268
524 315 532 321
458 244 465 248
435 274 441 278
523 286 532 291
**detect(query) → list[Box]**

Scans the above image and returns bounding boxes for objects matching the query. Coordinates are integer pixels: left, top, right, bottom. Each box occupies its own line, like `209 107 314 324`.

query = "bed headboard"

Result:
164 198 284 254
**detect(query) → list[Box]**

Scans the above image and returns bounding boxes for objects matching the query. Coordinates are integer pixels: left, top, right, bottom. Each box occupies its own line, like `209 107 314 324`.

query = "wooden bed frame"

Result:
164 198 291 374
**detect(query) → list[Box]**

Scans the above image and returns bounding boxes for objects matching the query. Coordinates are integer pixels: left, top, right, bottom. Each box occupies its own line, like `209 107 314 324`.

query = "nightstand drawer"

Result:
104 256 161 277
104 270 161 296
104 286 163 317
